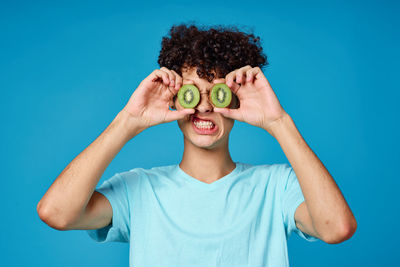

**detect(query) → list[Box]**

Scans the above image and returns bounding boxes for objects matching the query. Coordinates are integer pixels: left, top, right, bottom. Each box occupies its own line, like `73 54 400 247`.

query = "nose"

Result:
196 92 213 113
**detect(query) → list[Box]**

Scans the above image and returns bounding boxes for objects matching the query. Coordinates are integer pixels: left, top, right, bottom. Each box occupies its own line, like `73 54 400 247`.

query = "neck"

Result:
179 137 236 184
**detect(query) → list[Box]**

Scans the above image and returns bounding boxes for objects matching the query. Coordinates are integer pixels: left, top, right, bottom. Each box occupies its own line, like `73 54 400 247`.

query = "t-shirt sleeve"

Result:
281 164 318 242
86 173 130 243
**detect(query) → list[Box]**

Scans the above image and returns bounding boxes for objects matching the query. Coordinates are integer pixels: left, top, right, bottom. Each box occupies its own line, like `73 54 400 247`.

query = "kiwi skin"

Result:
210 83 232 108
229 93 240 109
177 84 200 108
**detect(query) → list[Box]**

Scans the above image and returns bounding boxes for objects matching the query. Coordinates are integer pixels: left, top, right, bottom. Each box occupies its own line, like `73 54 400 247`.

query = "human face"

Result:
174 67 235 150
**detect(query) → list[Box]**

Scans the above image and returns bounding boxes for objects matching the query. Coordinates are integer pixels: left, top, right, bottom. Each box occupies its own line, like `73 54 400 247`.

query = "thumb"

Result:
213 107 243 121
165 109 195 122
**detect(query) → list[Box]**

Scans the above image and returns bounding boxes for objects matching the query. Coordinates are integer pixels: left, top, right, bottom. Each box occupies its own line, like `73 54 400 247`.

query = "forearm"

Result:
37 110 143 228
266 113 356 240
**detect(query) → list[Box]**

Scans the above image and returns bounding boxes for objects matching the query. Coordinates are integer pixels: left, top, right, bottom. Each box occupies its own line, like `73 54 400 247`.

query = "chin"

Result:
178 123 225 150
187 135 222 150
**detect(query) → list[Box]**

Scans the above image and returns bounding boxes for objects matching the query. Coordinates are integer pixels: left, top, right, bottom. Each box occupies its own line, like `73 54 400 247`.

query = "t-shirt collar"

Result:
175 162 242 190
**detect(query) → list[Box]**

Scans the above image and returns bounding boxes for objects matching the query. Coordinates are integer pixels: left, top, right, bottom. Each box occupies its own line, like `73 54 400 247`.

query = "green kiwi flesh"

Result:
177 84 200 108
210 83 232 108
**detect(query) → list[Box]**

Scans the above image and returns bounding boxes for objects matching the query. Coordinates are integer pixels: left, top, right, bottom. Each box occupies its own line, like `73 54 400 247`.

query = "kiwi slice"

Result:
210 83 232 108
177 84 200 108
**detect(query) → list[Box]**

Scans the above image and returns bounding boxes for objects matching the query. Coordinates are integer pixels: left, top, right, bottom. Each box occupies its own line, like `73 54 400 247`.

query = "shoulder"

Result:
238 162 290 176
117 164 177 185
236 162 291 185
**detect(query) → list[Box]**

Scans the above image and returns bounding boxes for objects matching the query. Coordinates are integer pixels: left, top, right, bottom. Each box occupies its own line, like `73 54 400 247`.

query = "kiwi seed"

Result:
210 83 232 108
177 84 200 108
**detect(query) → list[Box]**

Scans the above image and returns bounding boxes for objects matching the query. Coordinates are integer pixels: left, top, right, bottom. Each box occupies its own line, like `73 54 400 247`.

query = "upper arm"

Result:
294 201 321 240
66 191 113 230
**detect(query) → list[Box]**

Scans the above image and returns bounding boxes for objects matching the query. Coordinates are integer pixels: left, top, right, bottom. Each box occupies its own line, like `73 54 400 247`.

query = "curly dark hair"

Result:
158 23 268 82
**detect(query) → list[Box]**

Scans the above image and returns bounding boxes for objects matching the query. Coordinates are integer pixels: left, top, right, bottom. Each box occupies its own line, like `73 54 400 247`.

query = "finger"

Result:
154 69 169 84
152 69 170 85
171 70 183 91
245 68 258 83
236 65 252 84
225 71 235 88
236 71 243 84
227 80 240 94
165 109 195 122
224 74 239 94
213 107 243 121
157 69 176 96
160 67 175 88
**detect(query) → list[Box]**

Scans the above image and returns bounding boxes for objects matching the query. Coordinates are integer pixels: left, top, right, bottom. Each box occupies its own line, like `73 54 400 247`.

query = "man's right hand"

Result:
121 67 195 135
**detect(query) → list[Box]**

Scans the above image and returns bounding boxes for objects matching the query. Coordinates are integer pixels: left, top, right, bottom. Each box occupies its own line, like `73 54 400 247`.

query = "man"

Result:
37 24 357 266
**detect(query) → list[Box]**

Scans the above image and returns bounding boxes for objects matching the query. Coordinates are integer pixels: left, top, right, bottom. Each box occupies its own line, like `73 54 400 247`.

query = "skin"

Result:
165 65 357 244
174 67 237 183
37 64 357 244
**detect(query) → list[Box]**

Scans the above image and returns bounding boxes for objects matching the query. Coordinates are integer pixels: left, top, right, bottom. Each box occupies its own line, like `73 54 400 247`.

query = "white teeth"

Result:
194 119 214 129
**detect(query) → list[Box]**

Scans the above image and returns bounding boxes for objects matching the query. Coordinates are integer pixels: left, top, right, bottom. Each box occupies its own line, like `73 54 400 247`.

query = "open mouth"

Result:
191 115 218 134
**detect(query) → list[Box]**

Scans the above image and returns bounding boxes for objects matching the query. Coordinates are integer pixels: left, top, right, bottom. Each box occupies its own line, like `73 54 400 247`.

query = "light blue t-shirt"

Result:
86 162 318 266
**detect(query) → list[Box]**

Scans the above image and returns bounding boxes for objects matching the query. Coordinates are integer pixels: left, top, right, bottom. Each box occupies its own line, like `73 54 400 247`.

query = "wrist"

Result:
113 110 147 142
262 112 292 139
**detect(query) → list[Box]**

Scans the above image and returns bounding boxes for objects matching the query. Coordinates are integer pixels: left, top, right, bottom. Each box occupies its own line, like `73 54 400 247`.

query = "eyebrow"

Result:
183 80 211 92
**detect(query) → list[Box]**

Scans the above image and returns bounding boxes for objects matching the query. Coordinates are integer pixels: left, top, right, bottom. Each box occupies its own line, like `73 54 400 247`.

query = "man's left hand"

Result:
213 65 288 134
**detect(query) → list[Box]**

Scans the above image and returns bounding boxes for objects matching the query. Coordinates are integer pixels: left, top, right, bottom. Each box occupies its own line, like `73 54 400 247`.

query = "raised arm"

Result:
214 65 357 243
37 67 194 230
267 113 357 243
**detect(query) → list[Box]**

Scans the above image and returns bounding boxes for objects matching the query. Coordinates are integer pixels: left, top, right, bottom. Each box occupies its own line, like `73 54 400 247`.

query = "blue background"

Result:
1 0 398 266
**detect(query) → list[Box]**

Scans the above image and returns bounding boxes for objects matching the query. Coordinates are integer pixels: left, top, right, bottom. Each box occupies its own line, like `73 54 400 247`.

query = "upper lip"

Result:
191 115 216 125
